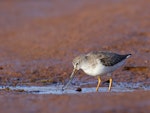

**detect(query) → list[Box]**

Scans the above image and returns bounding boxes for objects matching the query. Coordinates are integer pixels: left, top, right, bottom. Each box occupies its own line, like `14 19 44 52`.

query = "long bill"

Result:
62 68 77 90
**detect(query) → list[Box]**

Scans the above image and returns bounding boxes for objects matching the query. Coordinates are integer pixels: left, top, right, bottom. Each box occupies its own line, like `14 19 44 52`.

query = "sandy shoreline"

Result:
0 91 150 113
0 0 150 113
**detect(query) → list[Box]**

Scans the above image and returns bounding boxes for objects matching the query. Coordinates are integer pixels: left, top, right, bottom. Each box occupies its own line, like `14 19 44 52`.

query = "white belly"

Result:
81 60 125 76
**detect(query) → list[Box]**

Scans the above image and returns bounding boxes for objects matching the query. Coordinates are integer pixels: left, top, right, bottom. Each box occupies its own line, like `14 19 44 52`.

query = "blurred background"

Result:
0 0 149 85
0 0 150 113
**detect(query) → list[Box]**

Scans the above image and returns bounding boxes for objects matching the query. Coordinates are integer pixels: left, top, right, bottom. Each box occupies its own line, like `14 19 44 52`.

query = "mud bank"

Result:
0 0 150 113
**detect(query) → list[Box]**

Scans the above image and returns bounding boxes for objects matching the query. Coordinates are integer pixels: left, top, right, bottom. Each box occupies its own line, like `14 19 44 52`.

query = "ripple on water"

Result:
0 82 149 94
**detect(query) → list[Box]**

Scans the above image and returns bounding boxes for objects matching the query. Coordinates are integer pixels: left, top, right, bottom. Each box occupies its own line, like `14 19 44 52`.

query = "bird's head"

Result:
72 54 85 70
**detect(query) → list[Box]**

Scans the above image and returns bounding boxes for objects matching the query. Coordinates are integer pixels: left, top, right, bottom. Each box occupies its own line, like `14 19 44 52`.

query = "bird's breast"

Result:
81 60 125 76
81 62 105 76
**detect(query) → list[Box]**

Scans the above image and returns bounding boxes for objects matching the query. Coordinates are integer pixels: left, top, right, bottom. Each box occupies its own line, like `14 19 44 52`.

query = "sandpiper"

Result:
62 51 131 92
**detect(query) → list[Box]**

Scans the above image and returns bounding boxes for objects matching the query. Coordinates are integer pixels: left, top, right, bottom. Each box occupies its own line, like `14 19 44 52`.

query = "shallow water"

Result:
0 82 149 94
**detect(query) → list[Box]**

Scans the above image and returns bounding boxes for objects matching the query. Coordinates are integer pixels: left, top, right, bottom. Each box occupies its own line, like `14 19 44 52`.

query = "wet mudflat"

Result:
0 90 150 113
0 81 150 95
0 0 150 113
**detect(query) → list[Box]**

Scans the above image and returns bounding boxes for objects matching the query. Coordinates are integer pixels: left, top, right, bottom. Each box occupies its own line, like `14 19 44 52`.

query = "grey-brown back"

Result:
89 51 131 66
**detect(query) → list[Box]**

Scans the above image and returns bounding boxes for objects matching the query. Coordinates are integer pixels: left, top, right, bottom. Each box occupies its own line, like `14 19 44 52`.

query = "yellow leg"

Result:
96 76 101 92
108 78 112 91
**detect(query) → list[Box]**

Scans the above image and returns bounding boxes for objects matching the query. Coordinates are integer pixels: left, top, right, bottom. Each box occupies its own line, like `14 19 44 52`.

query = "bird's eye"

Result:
76 63 79 65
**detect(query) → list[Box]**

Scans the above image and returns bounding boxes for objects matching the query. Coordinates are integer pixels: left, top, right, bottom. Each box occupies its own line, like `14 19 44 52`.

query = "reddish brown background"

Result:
0 0 150 113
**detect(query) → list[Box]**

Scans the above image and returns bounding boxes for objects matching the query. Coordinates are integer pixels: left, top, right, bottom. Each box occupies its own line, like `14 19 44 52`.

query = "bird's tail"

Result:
126 54 132 58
